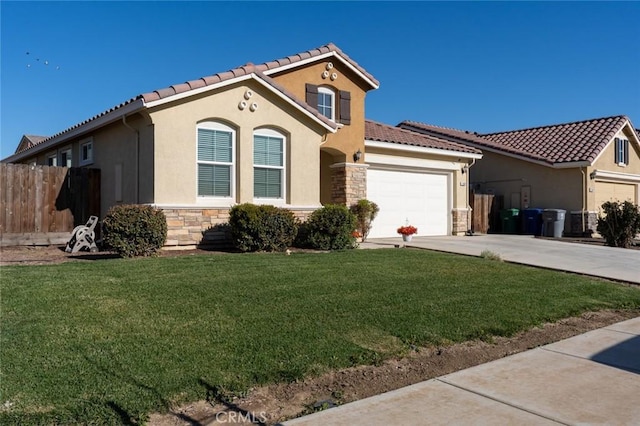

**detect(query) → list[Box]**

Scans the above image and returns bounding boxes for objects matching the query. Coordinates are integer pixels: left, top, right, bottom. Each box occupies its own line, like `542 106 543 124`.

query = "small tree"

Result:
596 201 640 248
349 199 379 241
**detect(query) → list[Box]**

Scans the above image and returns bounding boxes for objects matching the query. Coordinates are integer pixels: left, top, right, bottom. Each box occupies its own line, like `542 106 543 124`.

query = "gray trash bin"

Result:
542 209 566 238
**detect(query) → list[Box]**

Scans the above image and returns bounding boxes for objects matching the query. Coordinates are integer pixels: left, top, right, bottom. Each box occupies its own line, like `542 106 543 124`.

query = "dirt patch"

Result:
148 309 639 426
0 245 221 266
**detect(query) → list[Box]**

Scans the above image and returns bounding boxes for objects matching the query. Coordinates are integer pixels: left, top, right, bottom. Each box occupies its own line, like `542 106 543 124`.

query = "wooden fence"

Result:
470 192 503 234
0 163 100 245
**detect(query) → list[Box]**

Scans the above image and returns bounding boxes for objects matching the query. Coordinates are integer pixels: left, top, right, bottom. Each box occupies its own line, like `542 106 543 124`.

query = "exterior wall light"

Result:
353 149 362 162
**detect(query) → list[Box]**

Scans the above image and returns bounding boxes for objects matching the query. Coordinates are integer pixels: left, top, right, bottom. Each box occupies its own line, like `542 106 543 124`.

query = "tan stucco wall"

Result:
271 60 369 162
591 127 640 175
147 79 326 207
587 125 640 210
471 151 583 213
19 114 152 219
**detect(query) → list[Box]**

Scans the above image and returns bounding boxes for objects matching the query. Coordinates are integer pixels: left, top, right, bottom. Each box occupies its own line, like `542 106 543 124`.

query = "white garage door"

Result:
367 169 449 238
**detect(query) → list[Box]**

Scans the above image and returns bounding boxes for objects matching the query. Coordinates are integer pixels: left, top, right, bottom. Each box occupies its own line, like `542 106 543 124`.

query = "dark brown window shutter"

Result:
339 90 351 125
625 140 629 164
614 138 619 163
305 84 318 110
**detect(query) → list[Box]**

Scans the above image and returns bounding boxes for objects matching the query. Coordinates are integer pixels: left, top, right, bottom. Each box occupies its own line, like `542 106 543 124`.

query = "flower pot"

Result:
402 234 412 242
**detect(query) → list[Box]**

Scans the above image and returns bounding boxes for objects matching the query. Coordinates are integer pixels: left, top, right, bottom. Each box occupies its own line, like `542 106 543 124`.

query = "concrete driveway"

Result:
362 235 640 284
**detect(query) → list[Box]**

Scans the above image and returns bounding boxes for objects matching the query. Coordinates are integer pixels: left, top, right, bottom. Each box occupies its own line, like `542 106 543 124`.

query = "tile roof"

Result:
8 43 373 159
15 135 49 154
140 42 379 103
365 120 481 155
399 121 491 146
400 116 632 166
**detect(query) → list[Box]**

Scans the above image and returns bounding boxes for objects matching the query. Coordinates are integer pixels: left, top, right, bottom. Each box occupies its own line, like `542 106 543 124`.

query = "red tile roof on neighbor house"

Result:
365 120 482 155
400 115 633 166
8 43 375 158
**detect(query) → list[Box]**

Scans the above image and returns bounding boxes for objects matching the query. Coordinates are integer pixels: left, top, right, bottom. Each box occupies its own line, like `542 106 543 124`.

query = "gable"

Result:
592 123 640 174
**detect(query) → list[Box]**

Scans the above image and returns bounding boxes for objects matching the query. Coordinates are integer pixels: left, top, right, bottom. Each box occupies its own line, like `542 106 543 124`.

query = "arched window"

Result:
317 86 335 121
253 128 286 201
196 121 235 198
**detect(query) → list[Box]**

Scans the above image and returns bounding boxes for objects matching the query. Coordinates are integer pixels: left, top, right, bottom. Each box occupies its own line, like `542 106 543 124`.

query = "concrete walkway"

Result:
361 235 640 284
284 316 640 425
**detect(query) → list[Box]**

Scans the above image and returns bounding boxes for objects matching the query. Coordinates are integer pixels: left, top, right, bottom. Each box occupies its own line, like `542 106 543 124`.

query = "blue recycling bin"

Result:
521 208 543 236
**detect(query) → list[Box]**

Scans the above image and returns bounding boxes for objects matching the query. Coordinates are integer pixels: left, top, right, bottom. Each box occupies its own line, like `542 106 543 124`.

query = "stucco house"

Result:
4 43 481 246
400 115 640 236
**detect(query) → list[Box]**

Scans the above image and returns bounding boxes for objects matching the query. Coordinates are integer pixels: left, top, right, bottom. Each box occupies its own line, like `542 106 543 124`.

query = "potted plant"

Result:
397 225 418 242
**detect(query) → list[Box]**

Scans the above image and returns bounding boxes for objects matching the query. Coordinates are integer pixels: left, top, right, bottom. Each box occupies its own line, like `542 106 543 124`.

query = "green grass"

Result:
2 249 639 424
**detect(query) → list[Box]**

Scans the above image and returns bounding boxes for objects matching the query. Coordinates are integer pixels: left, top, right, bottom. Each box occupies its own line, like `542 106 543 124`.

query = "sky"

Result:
1 1 639 160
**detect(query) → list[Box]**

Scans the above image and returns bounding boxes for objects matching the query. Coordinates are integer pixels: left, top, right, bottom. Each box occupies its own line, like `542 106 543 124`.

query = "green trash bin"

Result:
500 208 520 234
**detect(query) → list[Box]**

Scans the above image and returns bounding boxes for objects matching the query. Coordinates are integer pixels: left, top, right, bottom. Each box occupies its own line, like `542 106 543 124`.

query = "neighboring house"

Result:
15 135 48 156
3 43 480 246
400 115 640 235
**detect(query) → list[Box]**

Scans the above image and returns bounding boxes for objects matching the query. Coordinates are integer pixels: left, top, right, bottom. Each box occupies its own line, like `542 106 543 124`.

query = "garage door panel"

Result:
367 169 449 238
595 181 637 211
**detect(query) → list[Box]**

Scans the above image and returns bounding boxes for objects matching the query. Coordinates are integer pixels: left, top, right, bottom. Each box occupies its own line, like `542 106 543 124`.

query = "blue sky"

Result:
2 1 639 160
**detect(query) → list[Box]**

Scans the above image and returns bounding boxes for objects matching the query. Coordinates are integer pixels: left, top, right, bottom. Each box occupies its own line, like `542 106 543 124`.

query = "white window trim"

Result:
47 152 58 167
79 138 94 166
253 128 286 205
317 86 335 122
59 146 72 167
615 138 629 166
196 121 236 202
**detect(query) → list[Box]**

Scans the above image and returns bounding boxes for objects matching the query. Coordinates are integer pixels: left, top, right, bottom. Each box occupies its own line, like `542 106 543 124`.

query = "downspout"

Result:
122 115 140 204
466 158 477 233
580 167 586 234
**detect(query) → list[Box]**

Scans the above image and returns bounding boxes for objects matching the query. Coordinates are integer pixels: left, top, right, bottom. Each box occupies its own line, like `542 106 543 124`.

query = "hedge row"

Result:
230 203 357 252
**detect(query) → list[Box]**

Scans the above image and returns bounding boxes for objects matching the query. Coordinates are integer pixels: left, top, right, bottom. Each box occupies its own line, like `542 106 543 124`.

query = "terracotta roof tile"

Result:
365 120 481 155
480 116 629 164
399 116 631 165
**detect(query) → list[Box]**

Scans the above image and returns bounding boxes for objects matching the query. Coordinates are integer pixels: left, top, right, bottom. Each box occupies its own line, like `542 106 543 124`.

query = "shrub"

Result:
102 205 167 257
229 203 297 252
596 201 640 248
349 199 379 241
304 204 356 250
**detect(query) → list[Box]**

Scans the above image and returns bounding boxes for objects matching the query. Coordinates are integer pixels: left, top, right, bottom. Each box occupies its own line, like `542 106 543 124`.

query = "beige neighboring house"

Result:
4 43 480 246
400 115 640 236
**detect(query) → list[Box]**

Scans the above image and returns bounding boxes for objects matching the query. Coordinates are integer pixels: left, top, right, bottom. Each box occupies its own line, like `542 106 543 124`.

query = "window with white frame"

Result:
80 139 93 165
317 87 335 121
197 121 234 198
47 153 57 166
60 148 72 167
253 129 285 200
615 138 629 165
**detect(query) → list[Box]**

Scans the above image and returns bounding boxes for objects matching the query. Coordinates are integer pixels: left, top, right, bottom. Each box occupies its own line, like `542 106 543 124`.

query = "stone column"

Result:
329 162 368 206
452 208 470 236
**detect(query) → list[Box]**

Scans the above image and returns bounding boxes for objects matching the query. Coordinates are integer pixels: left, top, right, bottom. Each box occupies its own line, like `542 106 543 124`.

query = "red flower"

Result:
397 225 418 236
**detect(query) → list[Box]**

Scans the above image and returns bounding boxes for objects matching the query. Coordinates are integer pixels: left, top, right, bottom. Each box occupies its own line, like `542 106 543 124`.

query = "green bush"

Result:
102 205 168 257
596 201 640 248
349 199 379 241
304 204 356 250
229 203 297 252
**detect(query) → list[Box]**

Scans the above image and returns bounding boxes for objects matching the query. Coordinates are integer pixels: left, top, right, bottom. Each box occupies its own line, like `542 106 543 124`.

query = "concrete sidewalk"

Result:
361 235 640 284
284 316 640 425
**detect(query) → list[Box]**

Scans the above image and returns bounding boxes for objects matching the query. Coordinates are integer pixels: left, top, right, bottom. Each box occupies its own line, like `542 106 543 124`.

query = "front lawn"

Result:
2 249 639 423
